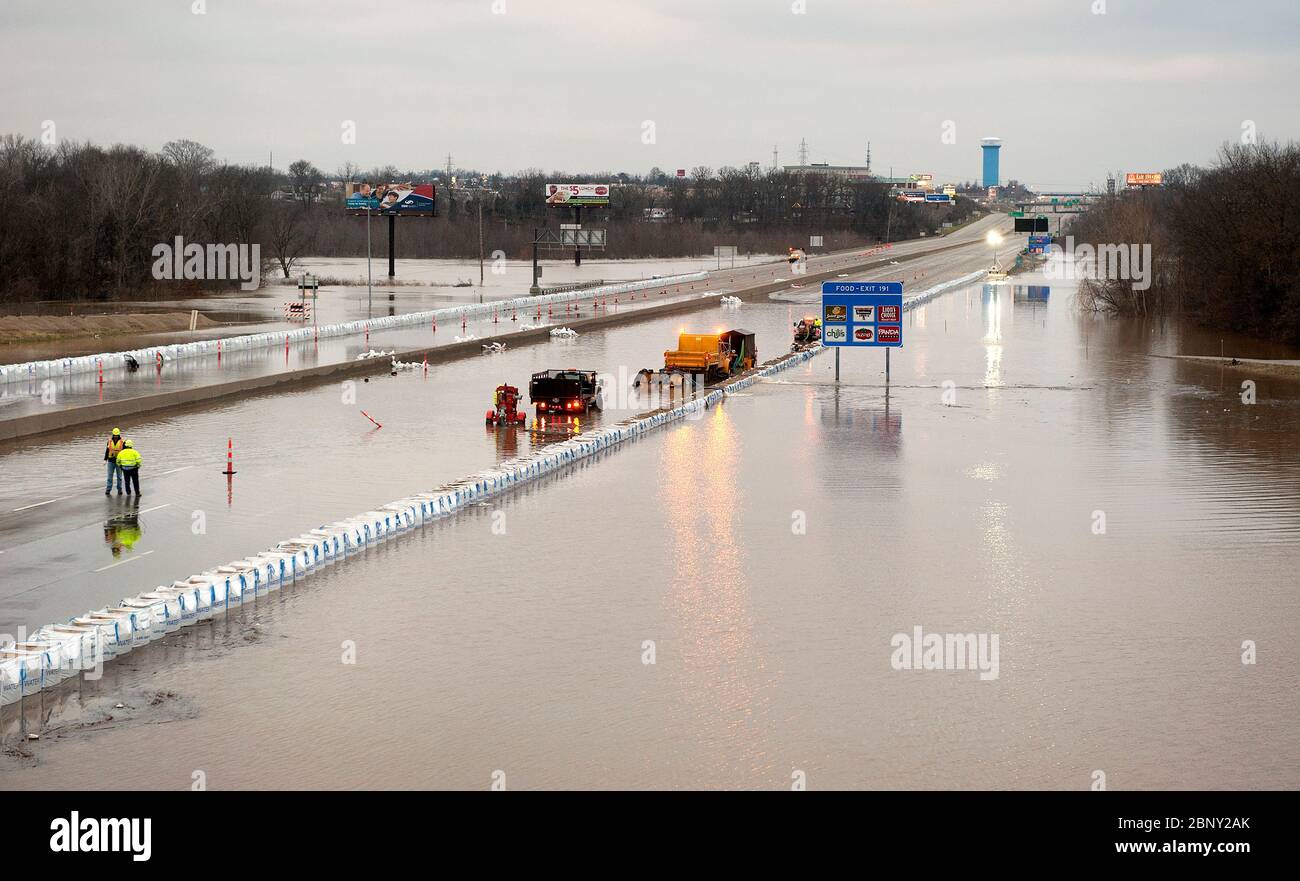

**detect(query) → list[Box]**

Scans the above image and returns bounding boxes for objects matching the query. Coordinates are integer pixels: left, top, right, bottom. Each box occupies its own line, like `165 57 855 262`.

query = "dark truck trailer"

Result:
529 369 603 415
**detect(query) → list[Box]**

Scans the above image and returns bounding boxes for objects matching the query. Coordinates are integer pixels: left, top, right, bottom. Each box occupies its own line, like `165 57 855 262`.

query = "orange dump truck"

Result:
660 329 757 382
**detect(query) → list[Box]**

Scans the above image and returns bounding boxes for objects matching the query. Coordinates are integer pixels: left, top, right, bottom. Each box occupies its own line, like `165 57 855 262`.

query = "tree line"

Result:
0 135 979 301
1072 141 1300 344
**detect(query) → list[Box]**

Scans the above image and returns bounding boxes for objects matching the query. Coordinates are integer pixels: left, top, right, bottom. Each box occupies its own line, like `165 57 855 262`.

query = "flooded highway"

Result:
4 268 1298 790
0 217 1007 425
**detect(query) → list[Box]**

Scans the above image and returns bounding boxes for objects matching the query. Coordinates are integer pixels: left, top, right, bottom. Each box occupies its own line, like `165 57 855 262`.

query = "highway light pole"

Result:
986 229 1004 268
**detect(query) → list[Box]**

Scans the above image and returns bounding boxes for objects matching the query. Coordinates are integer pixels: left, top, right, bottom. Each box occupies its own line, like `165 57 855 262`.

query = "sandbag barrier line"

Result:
0 270 982 705
0 328 815 704
0 272 709 385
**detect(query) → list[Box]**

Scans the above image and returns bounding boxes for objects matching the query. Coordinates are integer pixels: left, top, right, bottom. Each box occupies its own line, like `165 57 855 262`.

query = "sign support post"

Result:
574 206 582 266
388 215 396 279
366 205 373 319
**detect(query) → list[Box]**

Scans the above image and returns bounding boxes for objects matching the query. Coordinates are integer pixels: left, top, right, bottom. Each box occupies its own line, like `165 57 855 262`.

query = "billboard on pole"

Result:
544 183 611 206
345 182 436 216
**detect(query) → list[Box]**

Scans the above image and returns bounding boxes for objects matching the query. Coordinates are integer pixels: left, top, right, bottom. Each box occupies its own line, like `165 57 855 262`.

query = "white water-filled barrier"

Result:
0 273 709 385
0 272 979 704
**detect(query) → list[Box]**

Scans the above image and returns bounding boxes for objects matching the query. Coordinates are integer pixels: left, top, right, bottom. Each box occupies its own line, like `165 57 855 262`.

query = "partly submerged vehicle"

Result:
636 329 757 387
793 317 822 348
486 384 527 426
529 369 603 415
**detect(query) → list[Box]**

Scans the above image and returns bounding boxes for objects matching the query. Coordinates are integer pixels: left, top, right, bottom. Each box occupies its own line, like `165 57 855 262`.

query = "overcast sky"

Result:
2 0 1296 188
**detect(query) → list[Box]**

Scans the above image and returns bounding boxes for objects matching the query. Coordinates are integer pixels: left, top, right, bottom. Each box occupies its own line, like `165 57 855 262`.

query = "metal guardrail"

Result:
539 279 605 295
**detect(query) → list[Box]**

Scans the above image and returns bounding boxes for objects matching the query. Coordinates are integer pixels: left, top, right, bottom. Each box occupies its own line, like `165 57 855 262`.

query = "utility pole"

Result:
478 195 484 289
530 228 540 295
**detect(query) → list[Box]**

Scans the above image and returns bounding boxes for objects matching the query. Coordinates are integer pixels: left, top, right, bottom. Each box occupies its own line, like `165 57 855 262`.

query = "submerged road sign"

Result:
821 281 903 347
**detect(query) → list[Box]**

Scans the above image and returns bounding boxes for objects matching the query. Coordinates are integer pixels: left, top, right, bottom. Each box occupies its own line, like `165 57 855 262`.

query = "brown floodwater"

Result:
2 270 1298 790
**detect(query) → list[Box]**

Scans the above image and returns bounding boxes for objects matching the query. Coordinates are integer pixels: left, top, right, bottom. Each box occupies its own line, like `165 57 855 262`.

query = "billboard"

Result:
1125 172 1163 186
345 182 436 216
545 183 611 206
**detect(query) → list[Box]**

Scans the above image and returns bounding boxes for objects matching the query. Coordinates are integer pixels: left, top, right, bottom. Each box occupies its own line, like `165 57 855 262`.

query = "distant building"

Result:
981 137 1001 188
782 163 875 180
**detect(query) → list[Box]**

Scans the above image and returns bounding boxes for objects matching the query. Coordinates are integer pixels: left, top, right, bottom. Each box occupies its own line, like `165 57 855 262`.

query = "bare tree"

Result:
265 202 312 278
161 139 215 175
288 159 323 207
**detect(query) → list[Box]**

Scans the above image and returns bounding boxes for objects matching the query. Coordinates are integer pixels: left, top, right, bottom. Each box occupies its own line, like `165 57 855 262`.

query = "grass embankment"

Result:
0 312 218 346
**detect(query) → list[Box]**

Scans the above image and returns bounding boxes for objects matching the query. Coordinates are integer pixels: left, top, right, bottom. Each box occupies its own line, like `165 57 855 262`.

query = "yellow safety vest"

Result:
116 448 142 469
107 438 125 459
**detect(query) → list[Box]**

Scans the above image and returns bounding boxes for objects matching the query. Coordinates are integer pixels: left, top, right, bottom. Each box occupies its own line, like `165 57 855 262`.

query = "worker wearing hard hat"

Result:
104 428 126 495
116 440 143 497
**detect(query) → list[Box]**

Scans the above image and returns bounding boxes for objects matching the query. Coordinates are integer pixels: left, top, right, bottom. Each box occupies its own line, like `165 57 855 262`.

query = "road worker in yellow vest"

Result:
104 428 126 495
116 440 143 497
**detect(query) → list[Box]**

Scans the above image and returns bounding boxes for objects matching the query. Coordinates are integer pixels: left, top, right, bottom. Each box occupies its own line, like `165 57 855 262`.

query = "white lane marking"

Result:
12 496 70 512
138 504 170 514
93 550 155 573
7 466 195 513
